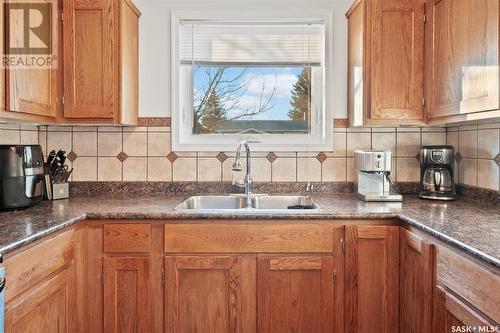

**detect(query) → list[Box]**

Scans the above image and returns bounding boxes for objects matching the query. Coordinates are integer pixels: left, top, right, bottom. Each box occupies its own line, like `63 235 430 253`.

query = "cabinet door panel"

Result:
434 286 496 332
5 265 76 333
63 0 115 119
257 256 334 333
103 257 151 333
345 225 399 333
371 0 424 121
399 229 434 333
165 256 246 333
4 0 57 117
428 0 499 118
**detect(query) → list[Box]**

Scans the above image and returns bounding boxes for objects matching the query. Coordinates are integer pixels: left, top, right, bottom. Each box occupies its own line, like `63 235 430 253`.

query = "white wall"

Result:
136 0 351 118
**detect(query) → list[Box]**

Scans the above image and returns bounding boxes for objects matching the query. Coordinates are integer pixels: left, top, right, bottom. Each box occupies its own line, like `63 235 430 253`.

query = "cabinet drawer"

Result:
164 224 335 253
4 229 74 302
436 246 500 323
104 224 151 253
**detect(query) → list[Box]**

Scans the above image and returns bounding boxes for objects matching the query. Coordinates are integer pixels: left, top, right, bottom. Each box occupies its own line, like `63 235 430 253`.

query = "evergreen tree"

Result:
288 67 311 121
199 91 226 133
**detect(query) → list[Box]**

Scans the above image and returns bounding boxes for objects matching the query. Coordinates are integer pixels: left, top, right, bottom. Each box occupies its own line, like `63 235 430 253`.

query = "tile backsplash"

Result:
447 123 500 191
1 122 498 192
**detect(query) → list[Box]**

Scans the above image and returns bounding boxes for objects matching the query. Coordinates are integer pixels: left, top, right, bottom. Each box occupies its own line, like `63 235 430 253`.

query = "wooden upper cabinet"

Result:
257 256 335 333
347 0 425 127
63 0 140 125
426 0 500 123
399 229 434 333
103 256 151 333
0 1 4 113
5 265 76 333
165 256 251 333
345 225 399 333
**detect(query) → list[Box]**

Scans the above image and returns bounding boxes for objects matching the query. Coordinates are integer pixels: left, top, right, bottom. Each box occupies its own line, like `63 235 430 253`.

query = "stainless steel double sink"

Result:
174 195 321 212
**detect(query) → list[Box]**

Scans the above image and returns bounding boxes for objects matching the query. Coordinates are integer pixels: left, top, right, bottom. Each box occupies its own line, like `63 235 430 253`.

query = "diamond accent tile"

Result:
455 152 462 164
116 151 128 162
316 152 327 163
67 151 78 162
415 152 421 161
167 152 178 163
216 152 228 163
266 152 277 163
495 153 500 167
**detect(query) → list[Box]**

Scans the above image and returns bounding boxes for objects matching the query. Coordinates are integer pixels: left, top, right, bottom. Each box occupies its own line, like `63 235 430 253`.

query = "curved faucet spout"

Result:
232 141 253 201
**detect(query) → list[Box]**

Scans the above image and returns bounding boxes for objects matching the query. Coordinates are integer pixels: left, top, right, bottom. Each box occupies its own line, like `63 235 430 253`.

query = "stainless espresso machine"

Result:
419 146 456 200
354 150 402 202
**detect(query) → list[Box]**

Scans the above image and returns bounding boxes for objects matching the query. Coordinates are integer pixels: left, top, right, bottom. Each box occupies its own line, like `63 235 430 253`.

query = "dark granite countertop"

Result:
0 194 498 267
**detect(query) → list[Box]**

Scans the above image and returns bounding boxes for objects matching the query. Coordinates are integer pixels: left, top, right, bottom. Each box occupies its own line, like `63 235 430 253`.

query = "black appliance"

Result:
0 145 45 210
419 145 456 201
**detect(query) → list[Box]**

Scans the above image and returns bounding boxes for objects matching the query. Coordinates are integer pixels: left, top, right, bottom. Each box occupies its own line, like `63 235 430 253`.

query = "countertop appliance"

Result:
0 145 44 210
419 145 456 200
354 150 402 202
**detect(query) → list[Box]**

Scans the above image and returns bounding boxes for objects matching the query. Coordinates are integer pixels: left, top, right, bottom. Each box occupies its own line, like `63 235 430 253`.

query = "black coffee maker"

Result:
0 145 45 210
419 145 456 200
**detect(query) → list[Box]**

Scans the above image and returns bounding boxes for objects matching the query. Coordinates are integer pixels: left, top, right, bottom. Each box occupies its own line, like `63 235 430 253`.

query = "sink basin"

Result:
174 195 321 212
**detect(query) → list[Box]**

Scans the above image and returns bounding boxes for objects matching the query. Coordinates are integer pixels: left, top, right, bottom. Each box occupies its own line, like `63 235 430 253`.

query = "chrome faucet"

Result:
232 140 253 206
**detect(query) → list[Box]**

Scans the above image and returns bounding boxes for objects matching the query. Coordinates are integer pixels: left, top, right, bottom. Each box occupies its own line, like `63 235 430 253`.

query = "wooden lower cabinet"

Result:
165 255 250 333
5 264 76 333
399 229 434 333
103 256 151 333
257 255 334 333
345 225 400 333
434 286 496 332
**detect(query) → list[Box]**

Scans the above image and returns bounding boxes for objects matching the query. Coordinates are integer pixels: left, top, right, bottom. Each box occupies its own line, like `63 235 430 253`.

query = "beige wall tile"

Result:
272 158 296 182
446 131 458 151
98 132 122 156
0 129 20 144
458 130 477 158
98 157 122 181
297 158 321 182
396 158 420 182
347 157 355 181
322 158 347 181
422 132 446 146
148 157 172 181
72 157 97 181
372 132 396 152
332 132 347 156
73 131 97 156
38 131 47 155
47 131 71 153
172 158 196 181
123 132 147 156
198 158 222 182
123 157 147 181
20 130 38 144
477 160 499 191
396 132 420 157
148 132 170 156
223 158 271 182
459 158 477 186
347 132 371 157
477 129 499 159
0 124 19 130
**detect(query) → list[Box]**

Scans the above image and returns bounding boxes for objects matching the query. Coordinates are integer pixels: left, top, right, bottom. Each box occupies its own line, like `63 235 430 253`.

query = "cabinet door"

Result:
103 257 151 333
165 256 249 333
63 0 116 119
399 229 434 333
434 286 496 332
4 0 57 117
427 0 499 118
5 264 76 333
345 225 399 333
369 0 425 123
257 256 334 333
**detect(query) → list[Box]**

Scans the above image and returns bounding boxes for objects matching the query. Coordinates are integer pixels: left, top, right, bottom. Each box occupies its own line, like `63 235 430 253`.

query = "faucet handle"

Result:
305 182 315 193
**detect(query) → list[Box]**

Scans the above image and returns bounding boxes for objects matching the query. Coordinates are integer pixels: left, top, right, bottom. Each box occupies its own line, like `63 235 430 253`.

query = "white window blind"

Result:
180 20 325 66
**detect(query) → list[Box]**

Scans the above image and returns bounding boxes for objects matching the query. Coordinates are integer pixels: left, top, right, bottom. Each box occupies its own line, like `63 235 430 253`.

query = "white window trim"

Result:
171 10 334 152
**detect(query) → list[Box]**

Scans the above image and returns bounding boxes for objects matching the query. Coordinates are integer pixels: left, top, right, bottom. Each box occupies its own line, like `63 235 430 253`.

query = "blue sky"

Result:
194 66 302 120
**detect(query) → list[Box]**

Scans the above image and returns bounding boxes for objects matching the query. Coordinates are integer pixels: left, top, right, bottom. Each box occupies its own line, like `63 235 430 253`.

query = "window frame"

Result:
171 10 334 152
